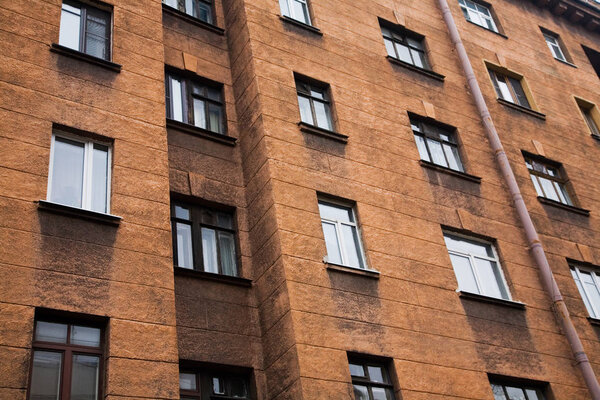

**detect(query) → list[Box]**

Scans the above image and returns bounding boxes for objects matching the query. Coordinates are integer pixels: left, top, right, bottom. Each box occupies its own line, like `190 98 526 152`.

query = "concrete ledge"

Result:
537 197 590 216
174 267 252 287
326 262 380 279
279 15 322 35
458 291 526 309
50 43 121 72
387 56 445 82
37 200 122 225
166 119 237 146
298 122 348 143
420 160 482 183
497 98 546 120
162 4 225 35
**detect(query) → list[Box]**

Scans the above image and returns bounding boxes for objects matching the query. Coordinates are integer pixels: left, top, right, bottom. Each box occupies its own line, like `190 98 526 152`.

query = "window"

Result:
583 45 600 79
48 132 111 214
295 77 334 131
571 265 600 319
29 318 103 400
179 369 250 399
458 0 498 32
524 156 573 206
443 232 511 300
541 29 568 62
410 116 464 172
171 202 238 276
59 0 112 60
576 97 600 137
488 68 531 109
163 0 213 24
279 0 311 25
318 199 366 269
348 356 395 400
166 71 225 135
381 22 430 70
490 381 546 400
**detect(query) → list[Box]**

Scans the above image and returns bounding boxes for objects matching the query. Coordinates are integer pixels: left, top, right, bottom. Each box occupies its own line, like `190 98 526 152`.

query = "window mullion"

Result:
576 268 598 317
335 221 348 265
79 7 86 53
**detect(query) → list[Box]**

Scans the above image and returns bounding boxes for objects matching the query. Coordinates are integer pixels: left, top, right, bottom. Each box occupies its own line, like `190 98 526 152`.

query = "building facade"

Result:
2 0 600 399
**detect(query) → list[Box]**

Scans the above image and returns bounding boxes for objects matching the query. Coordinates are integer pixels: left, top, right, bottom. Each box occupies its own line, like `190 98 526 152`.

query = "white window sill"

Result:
458 290 526 309
37 200 121 225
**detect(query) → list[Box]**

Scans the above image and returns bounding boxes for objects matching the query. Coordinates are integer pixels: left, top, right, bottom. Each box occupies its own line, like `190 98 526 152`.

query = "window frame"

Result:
59 0 113 61
347 355 396 400
295 76 336 132
380 21 431 71
165 69 227 135
443 231 512 301
540 28 570 63
571 264 600 319
27 317 105 400
575 97 600 138
318 197 368 270
279 0 312 26
489 378 548 400
582 45 600 79
409 115 465 173
458 0 499 33
162 0 216 25
170 201 240 277
47 131 112 214
523 154 574 206
487 68 532 109
179 367 252 400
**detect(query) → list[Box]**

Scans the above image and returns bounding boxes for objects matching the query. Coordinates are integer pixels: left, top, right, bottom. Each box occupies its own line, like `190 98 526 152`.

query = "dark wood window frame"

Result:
179 367 252 399
165 69 227 136
162 0 225 34
381 21 429 69
27 316 105 400
171 201 240 277
488 375 550 400
348 354 396 400
488 69 531 109
576 97 600 138
295 75 336 133
60 0 113 61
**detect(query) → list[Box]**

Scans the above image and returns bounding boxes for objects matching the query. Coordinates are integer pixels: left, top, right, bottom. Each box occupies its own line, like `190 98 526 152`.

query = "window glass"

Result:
169 76 184 122
193 98 207 129
175 205 190 220
526 157 573 206
341 224 363 268
414 135 430 162
367 366 385 383
318 200 365 268
51 137 85 208
176 223 194 269
491 384 508 400
322 222 342 265
319 202 352 222
459 0 497 32
349 363 365 377
296 79 335 131
349 358 395 400
208 103 224 134
201 227 219 273
85 9 109 59
353 385 370 400
314 101 333 130
298 95 313 125
490 381 546 400
91 145 109 213
60 3 82 51
449 253 479 293
36 322 68 343
410 118 464 172
508 77 530 108
71 354 100 400
30 351 62 400
71 325 101 347
179 373 197 390
218 231 237 276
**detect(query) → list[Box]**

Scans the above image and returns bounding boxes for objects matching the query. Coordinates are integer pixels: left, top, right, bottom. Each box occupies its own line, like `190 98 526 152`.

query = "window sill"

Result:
166 119 236 146
279 15 323 36
555 58 577 68
419 160 482 183
497 98 546 120
174 266 252 287
386 56 445 82
591 134 600 141
537 196 590 216
37 200 122 225
50 43 121 72
162 4 225 35
458 291 526 309
588 317 600 327
325 262 380 279
465 20 508 38
298 122 348 143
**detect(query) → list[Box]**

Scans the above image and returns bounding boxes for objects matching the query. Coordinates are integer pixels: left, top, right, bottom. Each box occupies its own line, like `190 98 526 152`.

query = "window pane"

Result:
85 10 109 59
30 351 62 400
212 377 224 394
349 363 365 377
298 95 313 125
217 212 233 229
508 78 530 108
449 253 479 293
584 110 600 136
410 49 426 68
539 177 560 202
318 202 352 222
530 175 544 197
218 231 237 276
314 101 333 131
279 0 290 17
35 321 68 343
208 103 223 134
91 145 109 213
553 182 572 205
169 77 184 122
414 135 431 162
573 269 596 317
353 385 369 400
372 387 393 400
395 43 413 64
175 205 190 220
443 144 464 172
229 377 248 397
525 389 541 400
193 98 207 129
341 224 363 268
51 137 85 208
322 222 342 265
59 3 81 51
505 386 526 400
474 258 508 299
384 38 396 57
427 139 448 168
292 0 310 24
496 76 514 102
196 1 212 23
367 366 385 383
444 234 493 257
201 227 219 273
491 384 508 400
176 223 194 269
85 35 107 60
164 0 178 7
71 354 99 400
179 373 197 390
71 326 101 347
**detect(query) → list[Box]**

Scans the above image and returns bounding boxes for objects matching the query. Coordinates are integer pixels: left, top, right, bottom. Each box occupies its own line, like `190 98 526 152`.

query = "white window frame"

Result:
444 232 512 300
458 0 498 32
279 0 311 25
47 132 112 213
318 199 367 270
571 265 600 318
543 32 566 62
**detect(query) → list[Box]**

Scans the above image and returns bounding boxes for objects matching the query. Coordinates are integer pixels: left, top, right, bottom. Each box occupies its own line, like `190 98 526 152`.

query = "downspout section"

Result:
435 0 600 398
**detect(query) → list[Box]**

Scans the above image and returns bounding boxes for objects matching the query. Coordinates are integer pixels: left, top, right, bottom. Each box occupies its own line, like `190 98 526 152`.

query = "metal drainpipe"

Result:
435 0 600 397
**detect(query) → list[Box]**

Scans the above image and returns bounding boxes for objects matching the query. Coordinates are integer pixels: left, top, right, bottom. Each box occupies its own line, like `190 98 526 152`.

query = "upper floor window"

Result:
524 156 573 206
541 28 569 63
296 77 334 132
576 97 600 137
166 71 225 135
488 68 532 109
48 132 111 214
279 0 311 25
163 0 213 24
490 380 547 400
381 22 430 70
179 369 250 399
59 0 112 60
410 116 464 172
29 317 103 400
319 199 366 269
443 232 511 300
171 202 238 276
571 264 600 319
583 45 600 79
458 0 498 32
348 356 396 400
